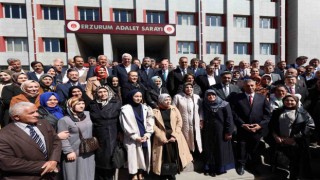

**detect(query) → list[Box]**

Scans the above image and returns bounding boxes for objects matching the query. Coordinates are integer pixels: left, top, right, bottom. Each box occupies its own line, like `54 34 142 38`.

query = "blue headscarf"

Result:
40 92 64 120
127 89 142 106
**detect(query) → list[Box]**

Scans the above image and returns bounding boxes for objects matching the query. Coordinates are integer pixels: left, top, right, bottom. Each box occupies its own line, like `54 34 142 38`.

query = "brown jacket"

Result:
152 106 193 175
10 93 41 108
0 119 62 180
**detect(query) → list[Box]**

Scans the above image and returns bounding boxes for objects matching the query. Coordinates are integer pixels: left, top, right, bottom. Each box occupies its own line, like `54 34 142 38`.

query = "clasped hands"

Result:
161 136 176 144
242 123 261 133
136 136 149 143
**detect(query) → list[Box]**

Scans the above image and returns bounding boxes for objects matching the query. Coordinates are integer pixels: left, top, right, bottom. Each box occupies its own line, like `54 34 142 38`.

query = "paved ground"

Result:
117 146 320 180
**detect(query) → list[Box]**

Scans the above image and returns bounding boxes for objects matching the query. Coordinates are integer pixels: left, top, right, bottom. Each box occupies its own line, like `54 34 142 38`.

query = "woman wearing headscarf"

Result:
268 94 315 179
119 89 154 180
177 73 202 96
39 74 55 93
38 92 69 140
86 66 108 100
172 82 203 156
0 70 13 97
58 97 95 180
66 86 91 111
202 89 235 176
106 75 122 102
148 76 169 109
152 94 193 180
44 66 60 85
88 86 122 180
38 92 64 129
1 72 28 126
10 80 41 108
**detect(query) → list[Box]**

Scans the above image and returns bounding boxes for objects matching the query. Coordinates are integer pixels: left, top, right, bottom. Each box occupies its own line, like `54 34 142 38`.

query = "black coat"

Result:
89 98 122 169
148 85 169 108
231 93 271 140
1 84 23 126
268 107 315 147
202 102 235 172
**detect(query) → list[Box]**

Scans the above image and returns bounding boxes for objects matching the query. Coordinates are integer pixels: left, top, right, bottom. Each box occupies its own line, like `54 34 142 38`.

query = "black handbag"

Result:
112 141 127 168
78 127 100 155
160 143 178 176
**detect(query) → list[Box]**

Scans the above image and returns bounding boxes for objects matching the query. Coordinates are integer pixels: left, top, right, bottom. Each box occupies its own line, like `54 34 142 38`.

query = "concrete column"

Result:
226 0 234 61
252 1 260 60
137 35 145 59
103 34 113 61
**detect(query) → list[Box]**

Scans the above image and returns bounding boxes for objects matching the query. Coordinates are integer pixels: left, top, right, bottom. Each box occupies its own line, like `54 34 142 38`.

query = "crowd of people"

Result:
0 54 319 180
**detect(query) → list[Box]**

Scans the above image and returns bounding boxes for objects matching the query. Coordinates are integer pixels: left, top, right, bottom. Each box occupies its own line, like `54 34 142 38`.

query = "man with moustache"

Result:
27 61 45 81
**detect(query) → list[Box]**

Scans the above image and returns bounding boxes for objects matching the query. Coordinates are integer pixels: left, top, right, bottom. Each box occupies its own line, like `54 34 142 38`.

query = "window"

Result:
43 6 64 20
43 38 65 52
146 11 165 24
206 14 222 26
260 17 272 29
260 43 274 55
79 8 99 21
113 9 134 22
234 43 248 54
6 37 28 52
234 16 248 28
178 42 195 54
177 13 194 25
207 42 222 54
4 4 26 19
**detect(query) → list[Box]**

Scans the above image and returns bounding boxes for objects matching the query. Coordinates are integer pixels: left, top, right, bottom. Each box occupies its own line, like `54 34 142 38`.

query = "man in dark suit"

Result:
231 79 271 175
113 53 139 87
287 56 308 69
138 57 156 88
211 71 242 101
284 75 309 103
0 102 61 179
187 58 206 77
274 60 287 80
167 56 193 96
154 58 170 87
196 64 221 96
27 61 45 81
86 55 113 79
55 68 84 104
51 58 68 84
263 65 282 83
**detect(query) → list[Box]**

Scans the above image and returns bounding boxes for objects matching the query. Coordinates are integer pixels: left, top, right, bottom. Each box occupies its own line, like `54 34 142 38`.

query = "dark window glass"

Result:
86 9 93 21
4 4 10 18
21 5 26 18
11 5 20 19
94 9 99 21
51 39 59 52
50 7 58 20
43 7 49 19
120 11 127 22
80 9 85 20
44 39 51 52
59 7 64 20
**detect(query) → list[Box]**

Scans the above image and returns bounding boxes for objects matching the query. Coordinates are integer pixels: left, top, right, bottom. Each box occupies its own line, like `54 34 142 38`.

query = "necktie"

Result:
27 125 48 158
249 95 253 106
291 87 295 94
224 85 230 97
163 70 167 81
146 68 149 75
182 69 185 76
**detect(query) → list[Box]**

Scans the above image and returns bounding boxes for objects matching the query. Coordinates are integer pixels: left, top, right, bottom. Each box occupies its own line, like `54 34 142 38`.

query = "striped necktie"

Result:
27 125 48 158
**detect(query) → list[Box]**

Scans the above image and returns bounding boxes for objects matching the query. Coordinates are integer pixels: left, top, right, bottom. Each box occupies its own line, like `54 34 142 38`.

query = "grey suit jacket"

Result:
0 119 61 180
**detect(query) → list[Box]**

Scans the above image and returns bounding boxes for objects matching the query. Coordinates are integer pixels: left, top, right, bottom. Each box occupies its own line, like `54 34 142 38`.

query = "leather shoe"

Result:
236 165 245 175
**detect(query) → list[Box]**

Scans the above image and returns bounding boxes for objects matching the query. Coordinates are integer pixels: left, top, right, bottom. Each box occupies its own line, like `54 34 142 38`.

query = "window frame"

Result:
260 43 273 55
43 38 65 52
206 14 222 27
177 13 195 25
206 42 223 54
5 37 28 52
260 17 272 29
146 11 165 24
113 9 134 22
177 41 195 54
234 43 248 55
3 4 26 19
78 7 100 21
233 16 248 28
43 6 64 20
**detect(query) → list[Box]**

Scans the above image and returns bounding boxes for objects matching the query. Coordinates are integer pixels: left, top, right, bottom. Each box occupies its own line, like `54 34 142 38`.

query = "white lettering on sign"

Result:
81 24 113 30
115 25 139 31
142 26 163 32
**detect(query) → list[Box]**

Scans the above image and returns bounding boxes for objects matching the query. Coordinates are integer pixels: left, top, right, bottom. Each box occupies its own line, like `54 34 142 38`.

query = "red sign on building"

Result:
66 20 176 36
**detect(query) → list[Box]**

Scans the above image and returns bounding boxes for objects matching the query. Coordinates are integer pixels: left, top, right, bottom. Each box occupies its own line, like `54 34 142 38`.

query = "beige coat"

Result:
172 93 203 152
152 106 193 175
120 104 154 174
85 76 102 100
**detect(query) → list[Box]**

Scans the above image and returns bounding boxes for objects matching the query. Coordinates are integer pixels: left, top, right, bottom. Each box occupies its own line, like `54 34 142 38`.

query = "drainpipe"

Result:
198 0 203 61
31 0 37 61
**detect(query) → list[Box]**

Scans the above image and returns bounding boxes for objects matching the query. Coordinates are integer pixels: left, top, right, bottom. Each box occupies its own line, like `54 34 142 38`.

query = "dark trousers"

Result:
95 168 115 180
237 138 261 166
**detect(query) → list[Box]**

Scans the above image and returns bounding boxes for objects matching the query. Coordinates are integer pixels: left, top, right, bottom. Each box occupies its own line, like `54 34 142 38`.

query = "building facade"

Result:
0 0 286 68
